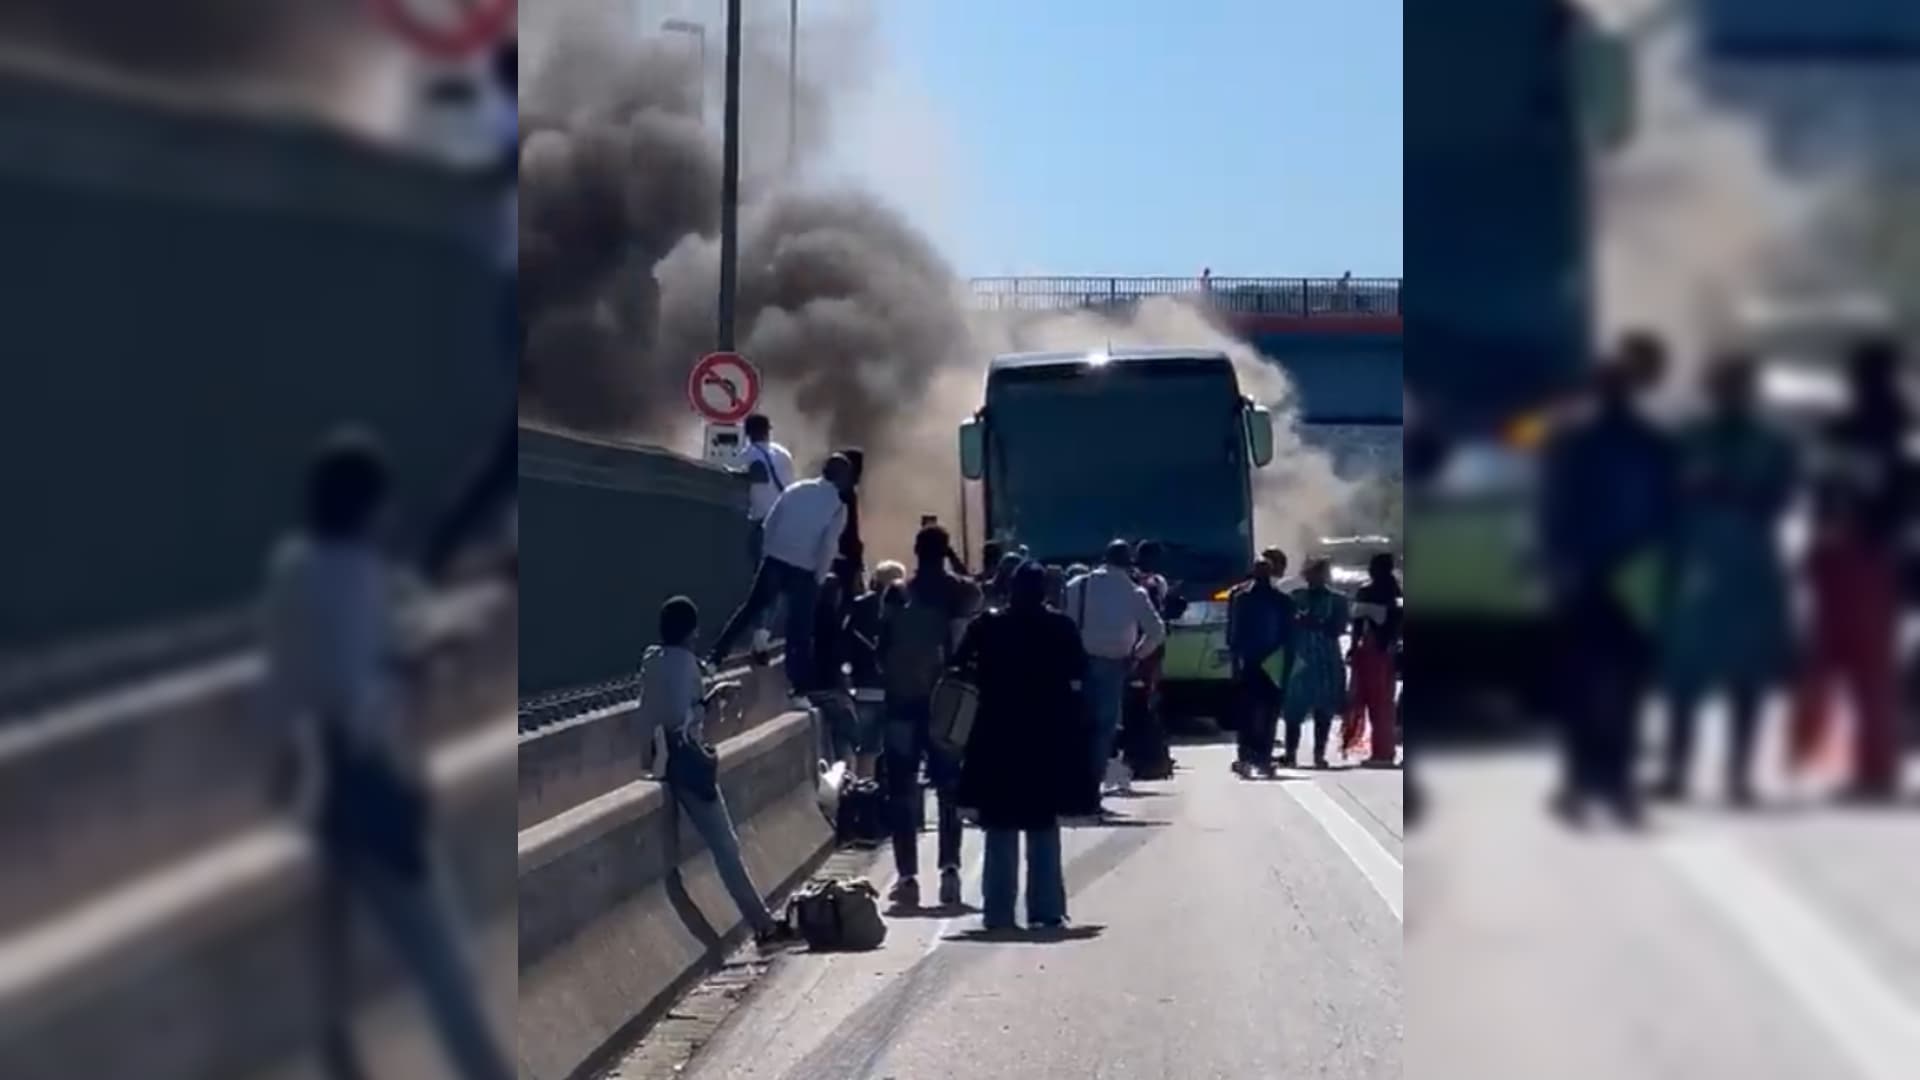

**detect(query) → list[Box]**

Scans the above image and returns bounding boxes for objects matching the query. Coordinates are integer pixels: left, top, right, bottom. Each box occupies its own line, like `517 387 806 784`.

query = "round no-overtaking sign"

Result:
687 352 762 425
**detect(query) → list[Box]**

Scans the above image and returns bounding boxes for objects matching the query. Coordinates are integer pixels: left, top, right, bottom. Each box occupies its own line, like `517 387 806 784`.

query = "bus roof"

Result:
988 347 1235 375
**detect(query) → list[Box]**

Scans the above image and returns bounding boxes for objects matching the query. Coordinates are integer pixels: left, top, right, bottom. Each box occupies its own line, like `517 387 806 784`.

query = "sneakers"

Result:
1103 759 1134 795
888 876 921 909
754 922 803 951
939 868 962 906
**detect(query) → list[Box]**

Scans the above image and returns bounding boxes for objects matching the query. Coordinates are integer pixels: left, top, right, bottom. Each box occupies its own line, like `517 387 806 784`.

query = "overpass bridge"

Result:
967 276 1404 425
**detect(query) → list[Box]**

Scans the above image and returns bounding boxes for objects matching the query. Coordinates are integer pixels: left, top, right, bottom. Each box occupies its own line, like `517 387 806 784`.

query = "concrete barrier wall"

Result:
518 427 757 698
0 584 515 934
517 710 832 1080
0 721 517 1080
516 655 794 829
0 68 511 656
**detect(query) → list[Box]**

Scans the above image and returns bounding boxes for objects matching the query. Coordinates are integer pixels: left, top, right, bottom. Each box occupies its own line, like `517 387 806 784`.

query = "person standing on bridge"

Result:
726 414 795 662
643 596 802 950
954 561 1087 931
878 524 978 909
263 432 514 1080
707 454 852 695
1065 541 1167 806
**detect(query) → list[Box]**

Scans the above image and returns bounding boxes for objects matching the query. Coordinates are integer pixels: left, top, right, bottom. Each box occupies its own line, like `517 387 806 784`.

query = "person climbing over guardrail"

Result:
262 430 514 1080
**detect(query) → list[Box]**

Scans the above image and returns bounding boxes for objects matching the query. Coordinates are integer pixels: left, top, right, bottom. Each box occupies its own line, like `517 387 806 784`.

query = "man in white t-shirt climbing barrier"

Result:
708 453 853 695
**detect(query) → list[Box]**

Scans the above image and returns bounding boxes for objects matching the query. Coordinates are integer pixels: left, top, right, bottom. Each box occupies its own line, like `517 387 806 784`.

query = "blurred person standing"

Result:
1343 552 1402 768
1064 541 1167 802
1228 555 1293 778
263 432 513 1080
1044 563 1068 609
727 414 795 663
837 447 868 577
987 551 1024 610
953 562 1089 931
1282 558 1349 769
1540 337 1678 827
1791 338 1912 803
842 562 891 780
878 525 977 909
642 597 801 950
707 454 852 694
1655 356 1795 807
806 556 866 768
1125 539 1175 780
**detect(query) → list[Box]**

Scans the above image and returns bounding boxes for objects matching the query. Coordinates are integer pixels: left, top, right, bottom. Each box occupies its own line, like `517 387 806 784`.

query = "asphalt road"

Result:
654 742 1404 1080
1410 738 1920 1080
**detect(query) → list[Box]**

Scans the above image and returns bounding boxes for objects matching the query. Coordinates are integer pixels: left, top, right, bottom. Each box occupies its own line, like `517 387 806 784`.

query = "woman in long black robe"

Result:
954 562 1090 929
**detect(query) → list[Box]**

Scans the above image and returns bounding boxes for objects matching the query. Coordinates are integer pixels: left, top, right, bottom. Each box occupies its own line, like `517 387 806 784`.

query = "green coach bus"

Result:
958 348 1276 721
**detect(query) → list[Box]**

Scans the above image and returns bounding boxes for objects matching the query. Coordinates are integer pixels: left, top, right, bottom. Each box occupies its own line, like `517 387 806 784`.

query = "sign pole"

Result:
717 0 743 352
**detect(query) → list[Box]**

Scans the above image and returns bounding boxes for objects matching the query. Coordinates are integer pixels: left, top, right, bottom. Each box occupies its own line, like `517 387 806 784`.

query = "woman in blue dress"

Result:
1283 559 1350 768
1656 356 1796 806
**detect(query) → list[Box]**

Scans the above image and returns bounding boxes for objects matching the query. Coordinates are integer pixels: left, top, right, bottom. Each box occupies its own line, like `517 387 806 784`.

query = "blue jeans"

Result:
982 827 1065 928
673 784 777 936
883 698 962 879
809 690 859 761
1084 656 1131 780
710 556 819 692
321 854 512 1080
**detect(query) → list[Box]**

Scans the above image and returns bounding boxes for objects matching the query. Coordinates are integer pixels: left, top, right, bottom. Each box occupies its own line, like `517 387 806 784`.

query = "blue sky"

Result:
875 0 1402 278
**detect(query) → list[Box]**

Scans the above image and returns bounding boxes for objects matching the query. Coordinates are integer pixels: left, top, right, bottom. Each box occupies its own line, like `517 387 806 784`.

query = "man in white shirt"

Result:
729 414 796 658
730 414 796 559
708 453 852 694
1064 540 1168 803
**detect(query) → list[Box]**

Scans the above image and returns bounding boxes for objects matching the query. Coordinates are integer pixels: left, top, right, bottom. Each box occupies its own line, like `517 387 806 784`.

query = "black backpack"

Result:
883 580 956 701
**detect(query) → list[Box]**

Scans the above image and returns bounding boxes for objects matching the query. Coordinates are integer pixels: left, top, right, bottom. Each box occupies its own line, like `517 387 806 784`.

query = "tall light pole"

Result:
787 0 799 172
660 18 707 122
717 0 743 351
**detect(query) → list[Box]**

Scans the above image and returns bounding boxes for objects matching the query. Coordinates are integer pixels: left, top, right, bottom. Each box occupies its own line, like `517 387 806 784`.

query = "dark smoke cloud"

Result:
655 190 972 453
519 5 1389 559
519 32 722 430
520 13 971 476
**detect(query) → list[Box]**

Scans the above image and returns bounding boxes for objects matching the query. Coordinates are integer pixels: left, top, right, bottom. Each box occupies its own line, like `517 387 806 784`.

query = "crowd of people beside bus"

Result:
625 410 1407 938
1542 331 1916 827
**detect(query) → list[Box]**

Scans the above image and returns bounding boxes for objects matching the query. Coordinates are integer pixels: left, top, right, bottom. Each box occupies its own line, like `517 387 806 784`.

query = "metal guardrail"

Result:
515 643 786 732
967 276 1402 318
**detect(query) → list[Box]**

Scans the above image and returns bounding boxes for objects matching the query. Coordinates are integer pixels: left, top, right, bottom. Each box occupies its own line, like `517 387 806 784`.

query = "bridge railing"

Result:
967 276 1402 318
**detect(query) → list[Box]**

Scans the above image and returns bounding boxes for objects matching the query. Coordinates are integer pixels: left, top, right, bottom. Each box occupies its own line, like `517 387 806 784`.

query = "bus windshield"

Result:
985 366 1249 582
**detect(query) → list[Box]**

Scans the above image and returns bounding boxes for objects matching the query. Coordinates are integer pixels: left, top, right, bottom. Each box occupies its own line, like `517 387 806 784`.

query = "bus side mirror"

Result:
1575 25 1634 153
959 418 985 481
1245 404 1275 468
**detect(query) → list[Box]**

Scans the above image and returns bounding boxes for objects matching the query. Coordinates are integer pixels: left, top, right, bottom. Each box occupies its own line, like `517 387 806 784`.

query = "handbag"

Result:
317 723 430 879
664 731 721 802
928 674 979 754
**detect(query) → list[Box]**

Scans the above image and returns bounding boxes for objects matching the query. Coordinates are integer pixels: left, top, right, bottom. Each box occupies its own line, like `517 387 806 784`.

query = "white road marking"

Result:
1283 779 1403 921
1658 834 1920 1080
